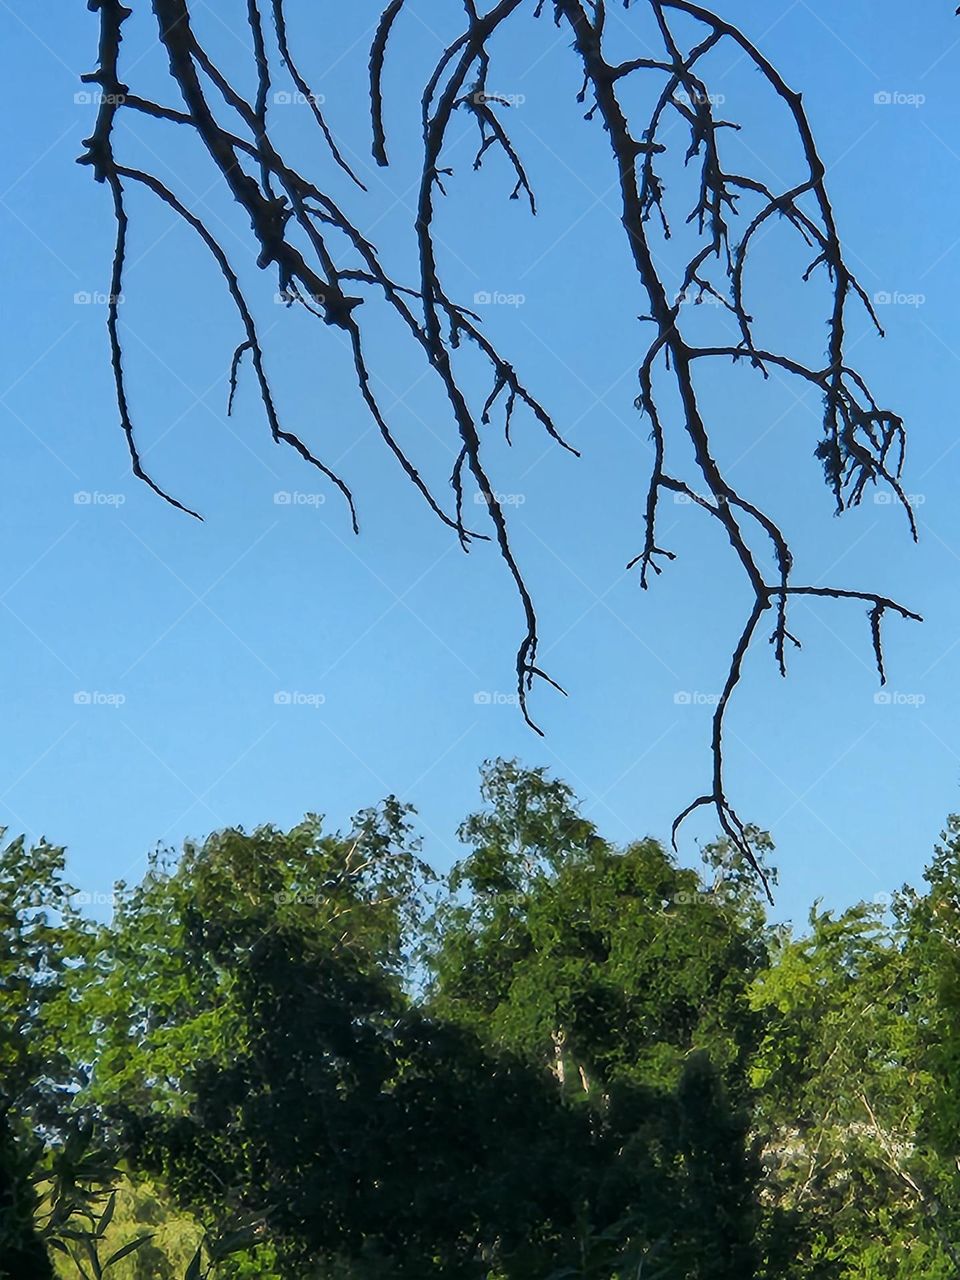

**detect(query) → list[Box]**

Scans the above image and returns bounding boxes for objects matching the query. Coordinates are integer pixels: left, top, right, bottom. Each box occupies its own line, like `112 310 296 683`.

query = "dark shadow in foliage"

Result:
120 920 760 1279
120 928 588 1278
0 1108 54 1280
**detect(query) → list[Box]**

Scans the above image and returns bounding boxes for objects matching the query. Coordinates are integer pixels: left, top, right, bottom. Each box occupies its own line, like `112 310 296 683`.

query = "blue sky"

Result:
2 0 959 923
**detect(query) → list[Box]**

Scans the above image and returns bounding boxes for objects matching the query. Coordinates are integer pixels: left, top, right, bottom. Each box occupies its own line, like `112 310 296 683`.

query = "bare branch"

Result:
78 0 920 889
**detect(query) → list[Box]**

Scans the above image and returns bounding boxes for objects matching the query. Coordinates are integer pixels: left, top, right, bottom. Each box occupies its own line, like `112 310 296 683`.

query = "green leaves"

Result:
183 1244 203 1280
101 1233 155 1270
432 760 769 1102
0 830 93 1122
95 1192 116 1240
12 761 960 1279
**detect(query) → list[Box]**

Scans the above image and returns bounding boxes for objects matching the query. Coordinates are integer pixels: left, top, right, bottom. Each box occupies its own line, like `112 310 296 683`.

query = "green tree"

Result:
59 765 771 1278
0 832 91 1120
0 832 97 1279
427 760 768 1277
39 761 960 1279
428 760 770 1101
749 886 958 1279
64 797 610 1277
893 816 960 1275
66 801 444 1276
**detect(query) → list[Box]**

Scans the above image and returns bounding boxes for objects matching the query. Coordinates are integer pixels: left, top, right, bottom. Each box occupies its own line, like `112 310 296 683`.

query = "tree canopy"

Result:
5 760 960 1277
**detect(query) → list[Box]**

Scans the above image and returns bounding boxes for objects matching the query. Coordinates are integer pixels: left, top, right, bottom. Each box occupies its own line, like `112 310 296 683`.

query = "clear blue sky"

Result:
2 0 959 923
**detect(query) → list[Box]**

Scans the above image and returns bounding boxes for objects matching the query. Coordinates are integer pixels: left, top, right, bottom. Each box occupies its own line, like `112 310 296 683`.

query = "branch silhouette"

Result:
80 0 919 895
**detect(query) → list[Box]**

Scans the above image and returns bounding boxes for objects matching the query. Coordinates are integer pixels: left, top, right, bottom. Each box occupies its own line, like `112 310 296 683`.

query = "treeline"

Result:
3 759 960 1279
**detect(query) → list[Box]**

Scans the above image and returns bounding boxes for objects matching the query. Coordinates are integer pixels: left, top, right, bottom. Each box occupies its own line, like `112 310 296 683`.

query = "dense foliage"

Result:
3 761 960 1278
